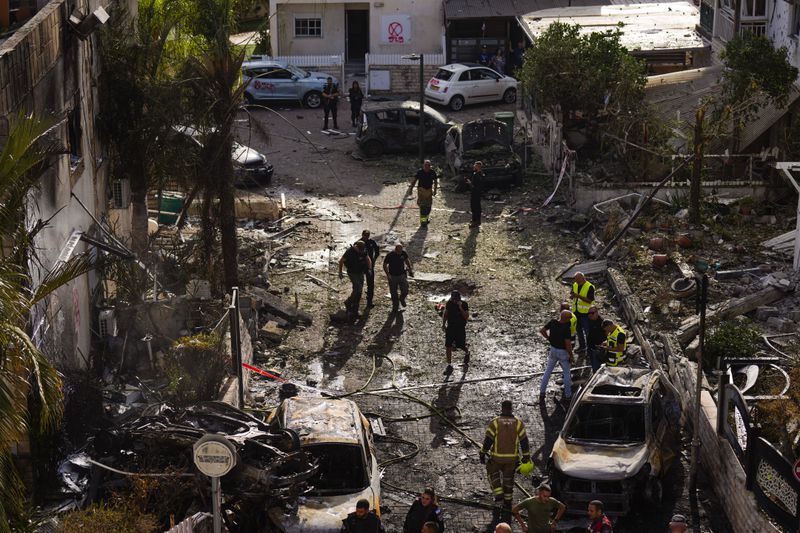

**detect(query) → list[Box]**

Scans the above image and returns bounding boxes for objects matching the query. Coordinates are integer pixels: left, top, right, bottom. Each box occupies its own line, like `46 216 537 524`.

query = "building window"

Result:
294 17 322 37
793 5 800 36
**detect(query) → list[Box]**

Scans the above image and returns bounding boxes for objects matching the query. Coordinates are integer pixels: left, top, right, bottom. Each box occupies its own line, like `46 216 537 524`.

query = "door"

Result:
263 67 295 99
470 68 503 101
346 10 369 62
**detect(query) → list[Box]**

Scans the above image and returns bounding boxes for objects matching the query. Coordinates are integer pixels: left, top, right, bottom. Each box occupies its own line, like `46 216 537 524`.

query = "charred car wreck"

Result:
549 367 681 518
445 118 522 186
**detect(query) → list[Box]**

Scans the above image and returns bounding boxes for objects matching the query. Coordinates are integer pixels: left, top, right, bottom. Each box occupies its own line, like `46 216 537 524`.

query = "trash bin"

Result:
494 111 515 145
159 193 184 225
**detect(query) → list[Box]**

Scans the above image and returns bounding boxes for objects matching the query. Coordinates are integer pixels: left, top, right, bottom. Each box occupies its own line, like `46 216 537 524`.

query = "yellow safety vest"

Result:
572 281 594 314
569 313 577 337
485 416 527 462
606 325 628 367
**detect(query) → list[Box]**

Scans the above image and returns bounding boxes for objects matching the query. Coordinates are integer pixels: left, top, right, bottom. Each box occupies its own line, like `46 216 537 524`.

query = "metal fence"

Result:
366 52 446 66
165 512 213 533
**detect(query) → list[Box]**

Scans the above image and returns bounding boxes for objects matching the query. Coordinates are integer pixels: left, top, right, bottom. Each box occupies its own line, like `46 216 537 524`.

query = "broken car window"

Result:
565 403 646 444
434 68 455 81
304 443 369 495
375 110 401 123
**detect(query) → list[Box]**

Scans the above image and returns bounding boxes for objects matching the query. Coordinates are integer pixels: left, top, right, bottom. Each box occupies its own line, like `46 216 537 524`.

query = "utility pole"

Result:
689 274 709 497
689 107 705 224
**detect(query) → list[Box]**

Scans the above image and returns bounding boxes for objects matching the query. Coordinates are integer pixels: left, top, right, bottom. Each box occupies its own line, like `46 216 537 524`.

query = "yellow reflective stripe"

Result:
572 281 594 314
490 452 519 458
608 326 627 350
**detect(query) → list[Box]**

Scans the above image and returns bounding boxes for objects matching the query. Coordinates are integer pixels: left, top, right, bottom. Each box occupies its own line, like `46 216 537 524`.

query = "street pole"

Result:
229 287 244 408
211 476 222 533
419 54 425 166
689 273 708 496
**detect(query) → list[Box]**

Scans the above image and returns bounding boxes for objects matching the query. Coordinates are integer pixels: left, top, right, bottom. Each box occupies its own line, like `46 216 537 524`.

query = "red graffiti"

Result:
388 21 404 43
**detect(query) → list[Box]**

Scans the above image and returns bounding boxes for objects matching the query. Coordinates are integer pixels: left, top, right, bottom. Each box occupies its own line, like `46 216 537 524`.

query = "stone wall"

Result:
368 64 438 95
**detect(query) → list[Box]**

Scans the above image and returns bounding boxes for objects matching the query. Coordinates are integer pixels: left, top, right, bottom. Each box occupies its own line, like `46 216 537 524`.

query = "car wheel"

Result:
448 95 465 112
645 477 663 506
361 139 383 158
303 91 322 109
503 88 517 104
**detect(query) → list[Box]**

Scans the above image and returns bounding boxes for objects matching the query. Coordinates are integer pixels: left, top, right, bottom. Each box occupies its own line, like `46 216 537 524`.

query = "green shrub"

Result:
704 319 760 369
165 332 228 404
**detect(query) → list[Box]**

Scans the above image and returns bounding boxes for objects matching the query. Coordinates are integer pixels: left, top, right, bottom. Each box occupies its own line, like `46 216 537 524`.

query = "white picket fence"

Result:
366 52 446 66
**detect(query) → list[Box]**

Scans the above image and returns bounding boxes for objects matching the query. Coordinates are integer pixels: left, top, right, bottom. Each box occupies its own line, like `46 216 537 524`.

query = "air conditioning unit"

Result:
111 179 131 209
98 309 118 338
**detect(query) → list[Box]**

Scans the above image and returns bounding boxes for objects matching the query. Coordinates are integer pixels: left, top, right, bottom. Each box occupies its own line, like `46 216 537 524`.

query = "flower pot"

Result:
677 234 693 249
652 254 669 268
649 237 665 251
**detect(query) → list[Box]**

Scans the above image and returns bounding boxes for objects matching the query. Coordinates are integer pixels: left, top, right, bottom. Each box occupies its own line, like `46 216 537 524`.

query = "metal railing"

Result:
714 9 767 42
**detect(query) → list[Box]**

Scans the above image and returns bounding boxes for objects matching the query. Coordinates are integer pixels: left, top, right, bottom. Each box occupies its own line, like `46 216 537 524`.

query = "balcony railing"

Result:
714 8 767 42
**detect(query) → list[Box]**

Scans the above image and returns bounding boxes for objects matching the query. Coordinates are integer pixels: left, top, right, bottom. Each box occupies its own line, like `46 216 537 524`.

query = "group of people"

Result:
321 77 365 131
478 40 526 76
339 489 444 533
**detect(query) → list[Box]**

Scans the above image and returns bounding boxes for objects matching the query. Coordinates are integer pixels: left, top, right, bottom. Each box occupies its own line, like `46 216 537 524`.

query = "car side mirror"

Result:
292 75 299 81
496 78 500 82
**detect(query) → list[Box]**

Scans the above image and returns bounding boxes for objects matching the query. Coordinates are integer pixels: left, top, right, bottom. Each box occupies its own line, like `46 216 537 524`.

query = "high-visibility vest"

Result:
485 416 527 462
572 281 594 314
569 313 577 337
606 325 627 367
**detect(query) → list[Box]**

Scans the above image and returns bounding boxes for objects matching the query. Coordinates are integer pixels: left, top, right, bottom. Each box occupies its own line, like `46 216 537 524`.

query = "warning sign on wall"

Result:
380 15 411 44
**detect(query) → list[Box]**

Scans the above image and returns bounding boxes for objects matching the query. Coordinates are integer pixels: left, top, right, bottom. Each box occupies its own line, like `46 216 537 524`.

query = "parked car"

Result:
266 396 381 533
549 366 681 518
241 56 337 109
425 63 518 111
445 118 521 186
174 125 274 186
356 100 454 157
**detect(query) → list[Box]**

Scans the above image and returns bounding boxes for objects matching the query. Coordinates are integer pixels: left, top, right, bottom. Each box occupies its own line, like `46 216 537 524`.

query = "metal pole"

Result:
229 287 244 408
419 54 425 166
689 273 708 494
211 476 222 533
716 370 728 435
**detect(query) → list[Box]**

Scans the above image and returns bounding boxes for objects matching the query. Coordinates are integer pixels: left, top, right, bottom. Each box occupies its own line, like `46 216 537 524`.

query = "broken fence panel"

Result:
165 512 213 533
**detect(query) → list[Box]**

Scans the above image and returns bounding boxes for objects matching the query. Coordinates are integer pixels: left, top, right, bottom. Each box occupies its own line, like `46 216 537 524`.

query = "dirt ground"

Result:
233 98 732 532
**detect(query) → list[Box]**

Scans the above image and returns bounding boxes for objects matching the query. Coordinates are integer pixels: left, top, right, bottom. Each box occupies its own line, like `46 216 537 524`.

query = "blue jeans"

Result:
540 346 572 398
575 312 589 349
588 346 604 372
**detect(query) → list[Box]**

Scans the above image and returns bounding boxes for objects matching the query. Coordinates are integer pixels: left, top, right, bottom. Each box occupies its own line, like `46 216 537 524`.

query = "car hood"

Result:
307 72 335 83
232 143 265 165
551 436 649 481
269 489 373 533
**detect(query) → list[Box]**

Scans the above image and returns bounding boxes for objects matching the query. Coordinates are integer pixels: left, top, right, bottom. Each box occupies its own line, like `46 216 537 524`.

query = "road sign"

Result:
794 457 800 483
193 434 237 478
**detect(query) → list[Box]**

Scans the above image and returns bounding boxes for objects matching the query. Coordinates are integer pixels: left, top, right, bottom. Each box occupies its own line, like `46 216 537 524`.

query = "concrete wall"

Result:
271 0 443 57
766 0 800 72
667 353 781 533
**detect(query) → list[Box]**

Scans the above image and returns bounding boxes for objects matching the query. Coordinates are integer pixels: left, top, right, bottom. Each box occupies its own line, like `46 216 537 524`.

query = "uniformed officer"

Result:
601 319 627 367
480 400 533 511
571 272 596 353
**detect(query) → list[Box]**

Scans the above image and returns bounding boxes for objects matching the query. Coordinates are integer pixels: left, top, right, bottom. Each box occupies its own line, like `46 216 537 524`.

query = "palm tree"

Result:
0 114 92 533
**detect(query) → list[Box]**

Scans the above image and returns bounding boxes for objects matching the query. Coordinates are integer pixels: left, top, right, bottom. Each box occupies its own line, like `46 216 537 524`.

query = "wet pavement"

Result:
236 99 731 532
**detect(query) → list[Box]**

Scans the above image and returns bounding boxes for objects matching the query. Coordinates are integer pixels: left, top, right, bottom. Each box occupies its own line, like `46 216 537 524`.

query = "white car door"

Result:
471 68 503 102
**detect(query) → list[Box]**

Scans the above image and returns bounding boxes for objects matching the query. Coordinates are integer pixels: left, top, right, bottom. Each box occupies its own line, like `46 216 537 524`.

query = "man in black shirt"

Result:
340 499 385 533
338 240 371 319
466 161 484 228
442 290 470 371
383 244 414 313
586 306 606 372
322 77 340 130
360 229 380 308
538 310 574 402
410 159 438 225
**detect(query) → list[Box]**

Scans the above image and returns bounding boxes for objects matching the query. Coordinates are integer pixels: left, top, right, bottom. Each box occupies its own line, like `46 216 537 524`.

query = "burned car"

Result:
445 118 522 186
549 367 681 517
266 396 381 533
356 100 454 157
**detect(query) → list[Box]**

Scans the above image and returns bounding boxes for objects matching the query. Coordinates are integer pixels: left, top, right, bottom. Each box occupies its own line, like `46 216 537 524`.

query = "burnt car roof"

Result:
282 396 364 446
582 366 660 404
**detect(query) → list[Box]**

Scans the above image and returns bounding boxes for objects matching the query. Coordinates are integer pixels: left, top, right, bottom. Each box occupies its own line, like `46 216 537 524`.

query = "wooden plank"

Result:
676 285 790 346
561 260 608 280
409 272 454 283
761 230 795 248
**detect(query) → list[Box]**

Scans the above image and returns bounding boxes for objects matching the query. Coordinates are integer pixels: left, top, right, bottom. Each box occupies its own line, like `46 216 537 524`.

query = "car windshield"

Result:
286 64 309 78
565 402 646 444
304 443 368 495
434 68 455 81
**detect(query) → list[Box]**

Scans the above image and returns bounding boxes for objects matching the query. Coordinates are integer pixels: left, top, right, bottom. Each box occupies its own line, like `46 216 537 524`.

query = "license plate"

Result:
430 86 439 91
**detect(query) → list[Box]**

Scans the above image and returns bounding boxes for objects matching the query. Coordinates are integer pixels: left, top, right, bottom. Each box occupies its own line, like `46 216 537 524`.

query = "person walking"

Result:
512 482 566 533
570 272 595 353
601 319 627 367
466 161 484 228
383 243 413 313
340 499 385 533
322 77 340 131
490 48 506 74
442 290 469 371
410 160 438 225
360 230 380 309
586 306 606 372
338 241 370 319
348 81 364 127
403 488 444 533
480 400 533 513
539 310 574 403
586 500 613 533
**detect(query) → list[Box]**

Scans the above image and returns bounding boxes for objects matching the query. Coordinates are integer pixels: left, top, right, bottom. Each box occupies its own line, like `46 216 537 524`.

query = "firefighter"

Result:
601 319 627 367
480 400 534 512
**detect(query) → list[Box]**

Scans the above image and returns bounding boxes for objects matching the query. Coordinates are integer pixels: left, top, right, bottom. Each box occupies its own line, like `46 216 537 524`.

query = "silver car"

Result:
242 56 338 109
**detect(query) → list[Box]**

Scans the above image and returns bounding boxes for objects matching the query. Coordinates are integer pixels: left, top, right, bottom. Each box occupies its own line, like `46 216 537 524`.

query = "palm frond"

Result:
30 252 94 306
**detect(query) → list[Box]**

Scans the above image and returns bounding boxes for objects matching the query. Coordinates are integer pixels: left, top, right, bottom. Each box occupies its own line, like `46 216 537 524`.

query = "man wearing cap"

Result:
339 241 371 319
383 243 414 313
512 482 565 533
601 319 627 367
442 290 470 371
410 160 438 225
340 498 385 533
360 230 380 308
668 514 688 533
587 500 613 533
539 310 575 403
481 400 533 513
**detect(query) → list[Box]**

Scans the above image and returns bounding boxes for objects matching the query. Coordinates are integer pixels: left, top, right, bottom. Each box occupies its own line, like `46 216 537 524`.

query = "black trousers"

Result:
470 195 482 224
351 102 362 125
364 268 374 304
324 104 338 129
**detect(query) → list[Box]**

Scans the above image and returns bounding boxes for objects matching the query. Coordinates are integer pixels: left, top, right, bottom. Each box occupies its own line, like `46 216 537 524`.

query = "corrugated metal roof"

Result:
445 0 584 19
739 86 800 150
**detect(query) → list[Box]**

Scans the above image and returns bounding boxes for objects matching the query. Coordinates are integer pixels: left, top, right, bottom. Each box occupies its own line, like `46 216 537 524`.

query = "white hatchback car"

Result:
266 397 381 533
425 63 518 111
